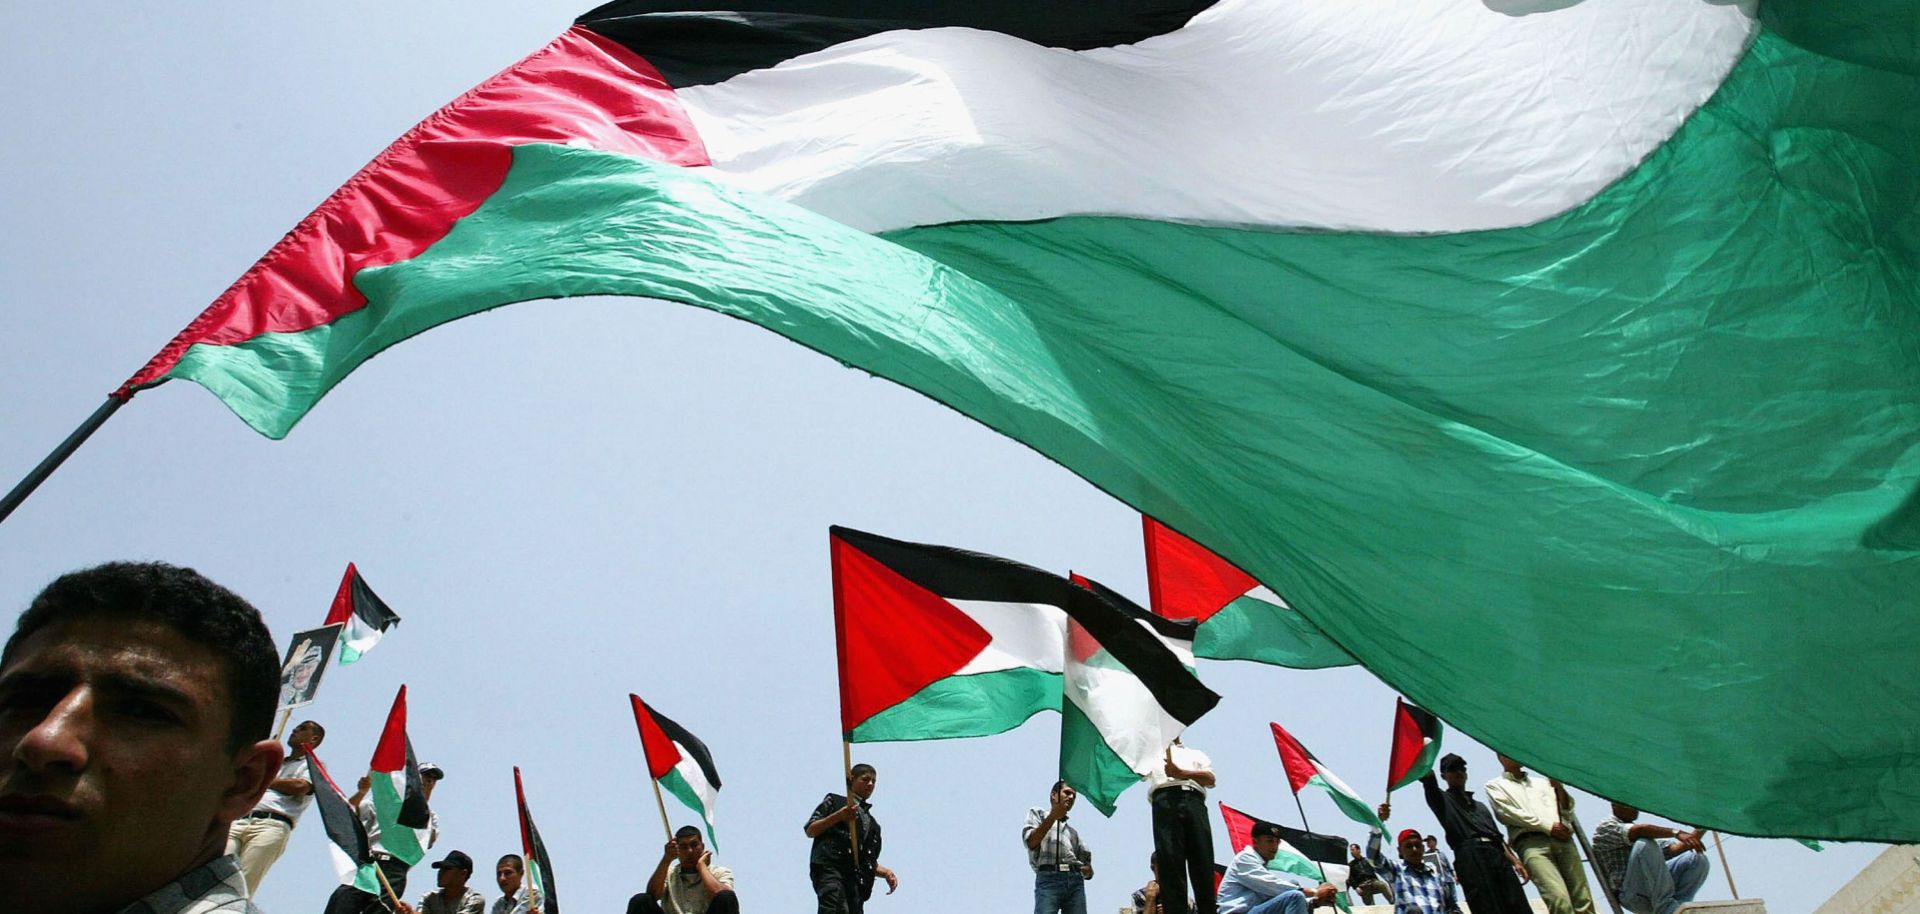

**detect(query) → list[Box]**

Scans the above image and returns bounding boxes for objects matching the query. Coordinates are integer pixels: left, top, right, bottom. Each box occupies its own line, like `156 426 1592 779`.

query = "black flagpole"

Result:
0 396 127 526
1288 788 1332 885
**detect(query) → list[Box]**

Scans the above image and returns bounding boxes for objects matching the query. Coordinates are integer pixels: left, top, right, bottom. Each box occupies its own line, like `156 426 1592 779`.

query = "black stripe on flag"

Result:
831 526 1218 726
1074 574 1198 645
349 571 400 631
398 737 431 830
649 705 722 792
308 750 370 867
578 0 1219 87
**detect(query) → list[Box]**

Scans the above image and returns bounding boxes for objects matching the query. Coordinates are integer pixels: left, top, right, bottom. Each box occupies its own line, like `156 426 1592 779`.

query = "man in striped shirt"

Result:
1024 780 1095 914
1365 828 1462 914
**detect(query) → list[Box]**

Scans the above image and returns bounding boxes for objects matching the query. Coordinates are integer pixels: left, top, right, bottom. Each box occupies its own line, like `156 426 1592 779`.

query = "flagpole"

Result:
1710 831 1738 898
272 709 292 742
649 777 675 841
843 739 860 866
1287 789 1331 885
0 396 126 527
371 856 406 911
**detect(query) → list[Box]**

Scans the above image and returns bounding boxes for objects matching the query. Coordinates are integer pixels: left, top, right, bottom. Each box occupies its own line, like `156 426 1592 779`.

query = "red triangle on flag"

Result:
1143 516 1256 624
630 694 684 780
1219 801 1260 854
371 685 409 773
831 531 993 735
1270 721 1319 794
323 562 360 626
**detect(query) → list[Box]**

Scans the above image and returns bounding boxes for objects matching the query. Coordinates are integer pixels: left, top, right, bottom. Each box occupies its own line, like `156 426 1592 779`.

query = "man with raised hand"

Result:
1485 754 1594 914
1590 801 1710 914
0 562 284 914
1025 779 1095 914
1392 754 1530 914
631 825 739 914
226 718 326 893
1364 827 1462 914
1215 821 1337 914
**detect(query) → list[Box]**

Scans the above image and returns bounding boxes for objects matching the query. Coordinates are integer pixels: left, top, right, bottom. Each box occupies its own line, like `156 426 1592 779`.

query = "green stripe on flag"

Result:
660 767 717 849
1196 595 1354 669
1308 773 1385 832
1058 700 1140 817
849 668 1061 743
369 772 424 865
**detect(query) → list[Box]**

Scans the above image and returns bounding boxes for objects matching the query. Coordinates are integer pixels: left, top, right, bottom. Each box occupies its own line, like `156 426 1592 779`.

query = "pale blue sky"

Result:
0 3 1880 912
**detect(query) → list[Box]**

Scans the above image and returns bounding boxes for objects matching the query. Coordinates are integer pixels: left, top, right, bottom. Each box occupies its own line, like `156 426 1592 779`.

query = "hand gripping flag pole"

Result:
0 395 126 527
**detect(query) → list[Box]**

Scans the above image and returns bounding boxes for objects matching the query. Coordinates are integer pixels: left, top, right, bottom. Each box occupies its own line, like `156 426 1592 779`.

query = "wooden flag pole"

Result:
1710 831 1738 898
0 396 126 528
372 856 406 911
843 740 860 866
271 708 292 742
650 777 676 841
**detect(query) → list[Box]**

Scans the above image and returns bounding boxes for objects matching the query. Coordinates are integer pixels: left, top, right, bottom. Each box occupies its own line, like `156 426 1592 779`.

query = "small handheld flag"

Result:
629 694 723 848
367 686 430 864
1272 721 1385 832
309 750 372 887
515 767 561 914
324 563 401 665
1385 698 1444 793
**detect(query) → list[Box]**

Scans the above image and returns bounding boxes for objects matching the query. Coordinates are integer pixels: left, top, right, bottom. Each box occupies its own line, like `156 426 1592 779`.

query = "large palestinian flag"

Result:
1140 517 1350 669
630 694 723 847
119 0 1920 841
322 563 400 666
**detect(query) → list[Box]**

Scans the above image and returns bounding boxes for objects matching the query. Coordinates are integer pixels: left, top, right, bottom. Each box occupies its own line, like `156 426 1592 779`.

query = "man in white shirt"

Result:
1484 755 1593 914
631 825 738 914
492 854 542 914
1147 738 1217 914
1216 822 1337 914
225 719 325 892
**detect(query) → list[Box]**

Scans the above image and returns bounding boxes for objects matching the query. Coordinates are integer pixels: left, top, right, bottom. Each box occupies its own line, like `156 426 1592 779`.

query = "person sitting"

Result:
1133 853 1195 914
630 825 738 914
398 850 485 914
1589 802 1710 914
1345 842 1389 905
0 562 284 914
1364 827 1462 914
1216 822 1337 914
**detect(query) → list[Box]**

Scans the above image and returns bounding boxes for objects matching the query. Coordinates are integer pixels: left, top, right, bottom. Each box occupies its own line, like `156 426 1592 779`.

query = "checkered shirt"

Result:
115 855 262 914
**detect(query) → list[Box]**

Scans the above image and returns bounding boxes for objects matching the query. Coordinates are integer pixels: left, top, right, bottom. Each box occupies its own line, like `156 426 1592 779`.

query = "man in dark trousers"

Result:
1147 738 1217 914
804 763 898 914
1379 753 1531 914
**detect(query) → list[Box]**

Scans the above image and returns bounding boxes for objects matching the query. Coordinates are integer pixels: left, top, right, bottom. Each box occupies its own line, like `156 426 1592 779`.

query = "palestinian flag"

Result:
1218 803 1352 897
322 563 400 665
309 750 373 888
122 0 1920 842
514 767 561 914
1058 581 1220 817
1069 572 1197 670
1272 722 1383 833
367 686 430 866
830 526 1069 743
1385 699 1444 794
630 693 722 847
1141 517 1351 669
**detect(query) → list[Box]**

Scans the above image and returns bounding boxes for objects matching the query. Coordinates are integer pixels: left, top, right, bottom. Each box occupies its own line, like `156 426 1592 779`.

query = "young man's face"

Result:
1052 784 1076 811
289 722 323 754
676 832 708 867
1441 765 1467 789
1251 834 1281 862
438 864 470 890
496 860 522 895
0 616 278 914
1397 834 1425 866
850 770 877 800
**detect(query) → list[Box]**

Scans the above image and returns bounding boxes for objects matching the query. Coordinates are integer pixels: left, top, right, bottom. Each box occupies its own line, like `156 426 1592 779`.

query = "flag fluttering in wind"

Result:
514 767 560 914
310 750 374 890
117 0 1920 840
367 686 431 865
1069 573 1198 670
1141 517 1351 669
1272 722 1383 833
323 563 400 665
630 694 723 847
1385 699 1444 794
1219 802 1352 895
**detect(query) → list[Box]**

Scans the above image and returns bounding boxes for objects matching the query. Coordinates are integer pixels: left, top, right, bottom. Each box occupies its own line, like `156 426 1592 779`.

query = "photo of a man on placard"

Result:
276 623 343 711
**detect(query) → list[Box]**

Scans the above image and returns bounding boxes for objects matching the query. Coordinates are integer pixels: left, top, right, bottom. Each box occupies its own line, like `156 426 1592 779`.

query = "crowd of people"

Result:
0 561 1714 914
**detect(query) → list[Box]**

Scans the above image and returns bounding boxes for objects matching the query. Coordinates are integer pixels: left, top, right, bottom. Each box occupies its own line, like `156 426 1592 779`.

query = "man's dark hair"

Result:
1439 752 1467 773
849 762 876 781
675 825 703 841
3 561 278 751
498 854 524 871
299 719 326 739
1249 822 1283 841
1051 779 1070 795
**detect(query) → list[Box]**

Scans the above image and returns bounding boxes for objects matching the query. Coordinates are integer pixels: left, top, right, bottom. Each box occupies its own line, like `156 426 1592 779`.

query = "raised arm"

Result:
645 840 675 900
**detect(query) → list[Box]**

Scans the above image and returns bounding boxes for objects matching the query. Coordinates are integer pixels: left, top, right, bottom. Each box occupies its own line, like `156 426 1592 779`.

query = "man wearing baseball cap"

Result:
1363 827 1462 914
398 850 485 914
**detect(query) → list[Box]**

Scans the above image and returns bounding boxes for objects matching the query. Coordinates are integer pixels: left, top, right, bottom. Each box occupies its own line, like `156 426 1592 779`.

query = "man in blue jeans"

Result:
1216 822 1337 914
1590 803 1710 914
1024 780 1095 914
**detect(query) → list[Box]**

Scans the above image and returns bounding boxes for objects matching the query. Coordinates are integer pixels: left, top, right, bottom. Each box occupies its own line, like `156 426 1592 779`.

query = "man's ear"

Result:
220 739 286 822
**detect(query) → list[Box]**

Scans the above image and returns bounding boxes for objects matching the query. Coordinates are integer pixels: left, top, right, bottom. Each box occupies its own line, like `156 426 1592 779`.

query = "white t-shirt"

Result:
1146 744 1213 797
253 756 314 822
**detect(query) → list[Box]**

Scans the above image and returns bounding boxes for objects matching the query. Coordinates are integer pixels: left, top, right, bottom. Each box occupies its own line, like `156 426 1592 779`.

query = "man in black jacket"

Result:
803 763 898 913
1379 754 1531 914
